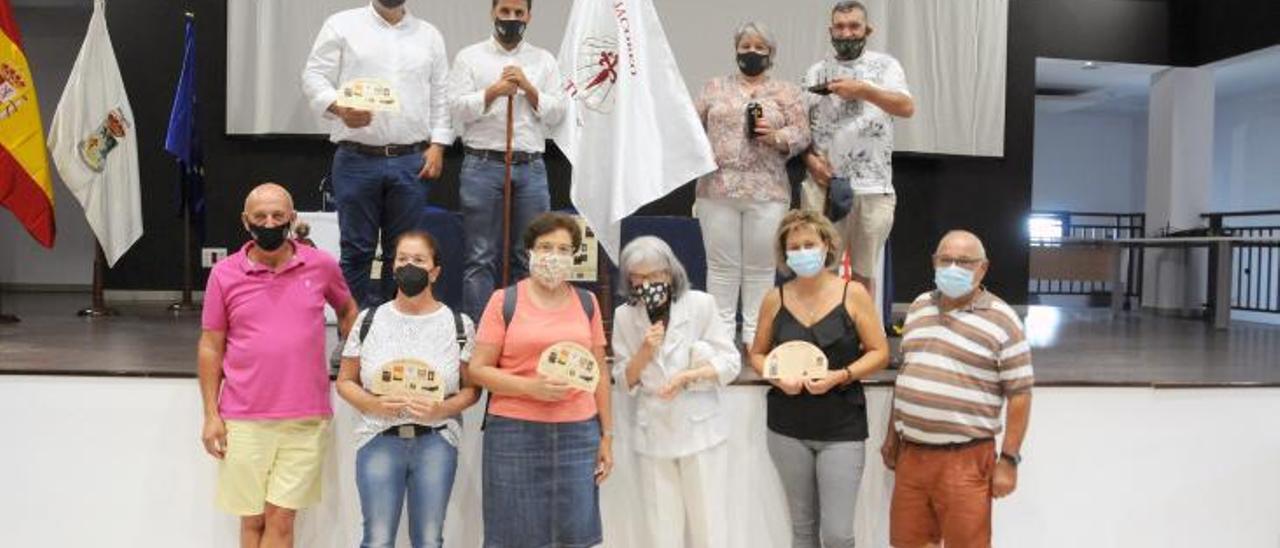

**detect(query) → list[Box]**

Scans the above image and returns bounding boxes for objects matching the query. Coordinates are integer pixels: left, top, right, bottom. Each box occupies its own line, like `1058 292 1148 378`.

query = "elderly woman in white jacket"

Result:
612 236 741 548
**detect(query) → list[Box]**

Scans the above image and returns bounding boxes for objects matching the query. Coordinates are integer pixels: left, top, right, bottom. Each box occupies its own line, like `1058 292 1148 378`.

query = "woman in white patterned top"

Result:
336 229 479 548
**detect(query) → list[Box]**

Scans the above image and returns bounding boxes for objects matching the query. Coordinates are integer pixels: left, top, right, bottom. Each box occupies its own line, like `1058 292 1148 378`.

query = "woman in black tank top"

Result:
747 209 889 548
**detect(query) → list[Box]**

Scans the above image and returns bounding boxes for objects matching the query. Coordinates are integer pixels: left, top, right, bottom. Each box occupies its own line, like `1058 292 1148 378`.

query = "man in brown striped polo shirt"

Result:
881 230 1033 548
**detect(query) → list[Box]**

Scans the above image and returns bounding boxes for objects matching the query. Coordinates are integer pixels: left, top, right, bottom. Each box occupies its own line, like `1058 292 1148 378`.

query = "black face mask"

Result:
494 19 527 46
377 0 407 9
832 36 866 61
248 222 289 252
736 51 770 77
630 281 672 325
394 264 431 298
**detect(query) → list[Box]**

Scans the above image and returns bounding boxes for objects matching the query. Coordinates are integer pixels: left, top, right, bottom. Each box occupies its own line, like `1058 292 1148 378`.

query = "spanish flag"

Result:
0 0 54 247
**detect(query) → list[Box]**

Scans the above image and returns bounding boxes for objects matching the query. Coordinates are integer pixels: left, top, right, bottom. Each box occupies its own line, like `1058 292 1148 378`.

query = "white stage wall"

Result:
1 377 1278 547
225 0 1008 157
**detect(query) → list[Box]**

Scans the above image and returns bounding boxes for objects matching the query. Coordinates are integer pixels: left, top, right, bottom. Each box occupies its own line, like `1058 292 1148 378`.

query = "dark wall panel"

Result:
1170 0 1280 66
1032 0 1173 65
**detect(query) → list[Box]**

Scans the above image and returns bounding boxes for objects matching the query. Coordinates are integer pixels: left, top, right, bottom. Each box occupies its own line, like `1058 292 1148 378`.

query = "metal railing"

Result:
1203 210 1280 314
1028 211 1145 300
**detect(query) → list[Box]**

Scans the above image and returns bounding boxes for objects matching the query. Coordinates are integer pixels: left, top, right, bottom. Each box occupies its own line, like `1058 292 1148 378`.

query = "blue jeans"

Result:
482 415 602 548
355 431 458 548
459 154 549 322
332 146 429 308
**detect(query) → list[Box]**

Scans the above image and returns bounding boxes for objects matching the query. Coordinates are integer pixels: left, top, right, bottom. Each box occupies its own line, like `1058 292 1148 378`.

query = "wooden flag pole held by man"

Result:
500 94 515 287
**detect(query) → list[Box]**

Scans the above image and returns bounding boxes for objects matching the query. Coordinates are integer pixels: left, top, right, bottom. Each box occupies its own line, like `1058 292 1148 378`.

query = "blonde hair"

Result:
774 209 842 275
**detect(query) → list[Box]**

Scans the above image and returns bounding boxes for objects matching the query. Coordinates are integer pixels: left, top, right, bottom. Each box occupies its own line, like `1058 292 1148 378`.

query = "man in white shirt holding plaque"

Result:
448 0 566 323
302 0 454 308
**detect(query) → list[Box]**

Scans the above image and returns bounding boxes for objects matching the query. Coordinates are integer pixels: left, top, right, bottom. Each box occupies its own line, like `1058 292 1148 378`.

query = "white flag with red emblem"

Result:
552 0 716 260
47 0 142 267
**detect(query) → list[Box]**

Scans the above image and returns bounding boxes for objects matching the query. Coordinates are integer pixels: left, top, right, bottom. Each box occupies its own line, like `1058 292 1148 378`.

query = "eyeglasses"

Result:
533 242 576 256
628 271 669 286
933 255 986 269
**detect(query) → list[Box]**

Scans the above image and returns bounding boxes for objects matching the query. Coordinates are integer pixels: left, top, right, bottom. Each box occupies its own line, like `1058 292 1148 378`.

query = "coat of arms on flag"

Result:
0 61 31 119
77 107 130 173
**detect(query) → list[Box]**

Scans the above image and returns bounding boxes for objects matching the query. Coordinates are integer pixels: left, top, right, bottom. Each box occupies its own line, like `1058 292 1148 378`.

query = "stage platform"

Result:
2 291 1280 547
3 291 1279 387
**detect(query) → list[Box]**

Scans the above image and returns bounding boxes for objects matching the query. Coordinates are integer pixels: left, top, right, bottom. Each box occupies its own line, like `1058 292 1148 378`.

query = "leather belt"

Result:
464 146 542 164
381 424 446 439
338 140 428 157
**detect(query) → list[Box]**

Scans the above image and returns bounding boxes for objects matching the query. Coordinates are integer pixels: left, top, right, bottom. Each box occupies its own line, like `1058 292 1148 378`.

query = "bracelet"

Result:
843 368 855 383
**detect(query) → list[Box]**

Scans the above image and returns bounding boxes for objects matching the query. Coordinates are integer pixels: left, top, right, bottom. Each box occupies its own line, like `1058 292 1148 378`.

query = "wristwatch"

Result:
999 451 1021 467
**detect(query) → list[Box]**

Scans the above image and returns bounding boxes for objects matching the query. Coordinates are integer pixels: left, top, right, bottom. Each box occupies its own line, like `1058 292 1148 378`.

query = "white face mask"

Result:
530 251 573 289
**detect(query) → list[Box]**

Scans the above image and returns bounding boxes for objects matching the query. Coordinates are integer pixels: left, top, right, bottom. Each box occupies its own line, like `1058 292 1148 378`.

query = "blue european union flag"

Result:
164 12 204 239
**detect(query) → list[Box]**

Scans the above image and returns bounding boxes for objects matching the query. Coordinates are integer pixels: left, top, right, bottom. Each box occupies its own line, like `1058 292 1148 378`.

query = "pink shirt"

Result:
202 241 352 420
475 281 606 423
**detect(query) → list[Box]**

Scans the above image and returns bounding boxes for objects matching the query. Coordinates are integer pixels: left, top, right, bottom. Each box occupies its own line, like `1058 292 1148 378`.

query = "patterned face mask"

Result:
629 281 672 324
832 36 866 61
530 251 573 289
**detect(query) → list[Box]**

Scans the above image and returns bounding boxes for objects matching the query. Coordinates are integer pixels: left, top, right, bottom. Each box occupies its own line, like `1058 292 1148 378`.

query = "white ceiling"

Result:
1036 45 1280 115
1035 58 1167 114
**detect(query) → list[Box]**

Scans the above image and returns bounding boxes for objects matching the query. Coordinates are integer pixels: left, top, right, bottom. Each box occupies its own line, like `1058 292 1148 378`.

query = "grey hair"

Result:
937 230 988 260
733 21 777 56
617 236 690 301
833 1 868 17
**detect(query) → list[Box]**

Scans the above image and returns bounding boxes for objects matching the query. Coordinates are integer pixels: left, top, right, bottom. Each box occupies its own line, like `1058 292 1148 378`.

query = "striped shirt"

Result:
892 290 1033 445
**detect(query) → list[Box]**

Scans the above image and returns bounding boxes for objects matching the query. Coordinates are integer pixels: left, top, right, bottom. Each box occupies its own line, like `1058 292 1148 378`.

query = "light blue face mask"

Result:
786 248 826 278
934 265 975 298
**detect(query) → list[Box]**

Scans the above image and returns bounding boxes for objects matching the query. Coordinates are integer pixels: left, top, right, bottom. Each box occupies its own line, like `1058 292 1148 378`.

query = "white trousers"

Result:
695 197 788 345
635 441 732 548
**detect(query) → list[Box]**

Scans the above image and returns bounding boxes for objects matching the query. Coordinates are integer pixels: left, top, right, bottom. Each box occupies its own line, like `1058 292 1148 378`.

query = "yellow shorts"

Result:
216 418 330 516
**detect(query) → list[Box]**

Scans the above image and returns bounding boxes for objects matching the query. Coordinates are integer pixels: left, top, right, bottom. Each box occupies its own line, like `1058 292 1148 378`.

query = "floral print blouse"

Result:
695 74 810 203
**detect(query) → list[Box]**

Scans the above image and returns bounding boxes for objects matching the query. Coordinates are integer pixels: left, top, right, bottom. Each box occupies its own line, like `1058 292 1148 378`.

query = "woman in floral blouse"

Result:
695 21 810 348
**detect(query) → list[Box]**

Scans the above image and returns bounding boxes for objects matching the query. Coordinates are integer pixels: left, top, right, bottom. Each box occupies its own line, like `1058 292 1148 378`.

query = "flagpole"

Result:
78 241 118 317
167 10 200 314
597 241 613 337
500 95 515 288
169 171 200 313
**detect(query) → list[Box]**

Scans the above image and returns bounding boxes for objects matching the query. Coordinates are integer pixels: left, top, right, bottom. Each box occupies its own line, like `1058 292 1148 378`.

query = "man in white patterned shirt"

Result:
302 0 453 308
881 230 1032 548
802 1 915 299
448 0 566 323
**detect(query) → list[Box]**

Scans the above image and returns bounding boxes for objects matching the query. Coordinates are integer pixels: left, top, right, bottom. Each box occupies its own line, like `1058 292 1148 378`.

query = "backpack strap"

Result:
502 283 596 328
452 309 467 351
502 283 519 328
357 303 382 345
574 286 595 320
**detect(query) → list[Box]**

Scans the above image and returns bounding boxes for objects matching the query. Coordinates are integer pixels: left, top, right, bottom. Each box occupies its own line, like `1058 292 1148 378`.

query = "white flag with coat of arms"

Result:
552 0 716 260
47 0 142 267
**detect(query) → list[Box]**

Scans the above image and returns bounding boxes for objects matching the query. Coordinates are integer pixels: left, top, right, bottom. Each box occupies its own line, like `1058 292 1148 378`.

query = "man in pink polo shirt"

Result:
197 183 358 548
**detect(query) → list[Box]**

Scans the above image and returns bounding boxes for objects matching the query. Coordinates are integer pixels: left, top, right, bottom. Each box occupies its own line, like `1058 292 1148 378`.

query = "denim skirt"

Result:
482 415 602 548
